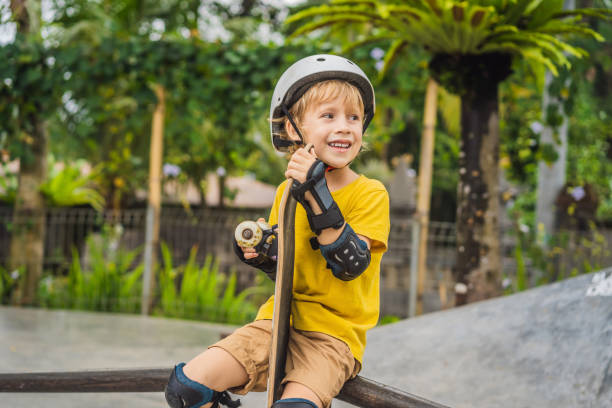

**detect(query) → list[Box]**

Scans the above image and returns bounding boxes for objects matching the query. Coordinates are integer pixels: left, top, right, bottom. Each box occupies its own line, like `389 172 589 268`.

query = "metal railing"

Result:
1 207 460 314
0 367 450 408
3 206 610 317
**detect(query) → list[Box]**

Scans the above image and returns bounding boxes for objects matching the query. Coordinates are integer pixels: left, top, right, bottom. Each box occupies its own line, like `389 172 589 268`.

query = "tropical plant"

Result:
158 243 269 324
505 219 611 294
287 0 611 304
0 265 21 304
39 156 105 210
37 224 143 313
0 163 18 203
35 225 272 324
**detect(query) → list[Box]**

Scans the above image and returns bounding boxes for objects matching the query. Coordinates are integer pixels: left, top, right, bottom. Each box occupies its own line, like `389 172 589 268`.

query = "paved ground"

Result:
335 268 612 408
0 307 267 407
2 268 611 408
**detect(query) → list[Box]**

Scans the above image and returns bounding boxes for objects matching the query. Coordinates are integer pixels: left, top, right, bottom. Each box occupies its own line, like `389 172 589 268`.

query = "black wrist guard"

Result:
233 222 278 281
290 160 344 235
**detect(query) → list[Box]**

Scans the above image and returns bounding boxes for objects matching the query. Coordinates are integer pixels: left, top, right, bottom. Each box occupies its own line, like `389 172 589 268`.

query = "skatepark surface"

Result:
1 268 611 408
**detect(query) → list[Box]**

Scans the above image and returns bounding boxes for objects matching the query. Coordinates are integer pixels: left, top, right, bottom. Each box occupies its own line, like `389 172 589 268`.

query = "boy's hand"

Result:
239 218 277 260
241 246 258 260
285 146 317 184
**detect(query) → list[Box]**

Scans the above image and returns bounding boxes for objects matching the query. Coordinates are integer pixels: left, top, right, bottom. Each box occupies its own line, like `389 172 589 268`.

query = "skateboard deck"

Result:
266 177 298 407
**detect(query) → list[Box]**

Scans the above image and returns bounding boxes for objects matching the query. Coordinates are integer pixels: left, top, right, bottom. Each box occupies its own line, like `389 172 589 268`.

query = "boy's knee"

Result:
272 398 318 408
165 363 240 408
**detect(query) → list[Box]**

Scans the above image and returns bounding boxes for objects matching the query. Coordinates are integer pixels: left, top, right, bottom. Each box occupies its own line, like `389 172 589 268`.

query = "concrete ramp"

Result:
335 269 612 408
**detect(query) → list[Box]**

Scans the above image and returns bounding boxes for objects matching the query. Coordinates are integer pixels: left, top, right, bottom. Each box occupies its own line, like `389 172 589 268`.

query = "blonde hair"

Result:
272 79 365 154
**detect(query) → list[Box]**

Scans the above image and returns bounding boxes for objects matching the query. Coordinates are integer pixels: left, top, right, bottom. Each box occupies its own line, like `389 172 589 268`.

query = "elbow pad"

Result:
317 224 371 281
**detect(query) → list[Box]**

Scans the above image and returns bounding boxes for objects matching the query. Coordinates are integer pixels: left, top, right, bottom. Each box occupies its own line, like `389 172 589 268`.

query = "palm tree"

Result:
287 0 610 304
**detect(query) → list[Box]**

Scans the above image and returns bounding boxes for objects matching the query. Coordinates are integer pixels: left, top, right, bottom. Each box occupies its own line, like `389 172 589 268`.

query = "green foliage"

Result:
378 314 400 326
39 156 105 210
499 76 542 184
0 163 17 203
0 265 21 304
288 0 609 93
0 0 297 208
0 37 65 166
0 155 105 209
505 211 611 293
37 224 143 312
158 242 269 324
287 0 610 225
35 226 270 324
566 79 612 220
514 242 528 292
499 15 612 223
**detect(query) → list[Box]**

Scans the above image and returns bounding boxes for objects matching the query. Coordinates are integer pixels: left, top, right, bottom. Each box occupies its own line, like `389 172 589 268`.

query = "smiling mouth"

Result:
328 141 352 150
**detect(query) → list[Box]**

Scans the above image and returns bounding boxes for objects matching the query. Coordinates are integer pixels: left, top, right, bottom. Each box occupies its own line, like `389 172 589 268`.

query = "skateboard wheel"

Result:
235 220 263 248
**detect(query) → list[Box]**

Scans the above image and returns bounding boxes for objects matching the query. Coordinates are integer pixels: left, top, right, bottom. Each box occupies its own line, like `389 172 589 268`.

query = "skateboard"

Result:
266 174 298 407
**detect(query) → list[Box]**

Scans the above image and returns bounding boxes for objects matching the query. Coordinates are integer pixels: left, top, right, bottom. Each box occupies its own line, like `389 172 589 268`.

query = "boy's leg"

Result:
184 347 248 393
166 348 245 408
279 328 358 408
165 320 272 408
278 382 323 408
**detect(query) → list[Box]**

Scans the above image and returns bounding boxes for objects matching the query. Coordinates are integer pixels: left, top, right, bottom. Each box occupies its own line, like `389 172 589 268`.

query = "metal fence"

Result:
1 206 610 317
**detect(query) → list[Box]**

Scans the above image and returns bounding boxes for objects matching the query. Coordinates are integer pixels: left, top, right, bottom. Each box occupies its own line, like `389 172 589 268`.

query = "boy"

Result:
165 55 390 408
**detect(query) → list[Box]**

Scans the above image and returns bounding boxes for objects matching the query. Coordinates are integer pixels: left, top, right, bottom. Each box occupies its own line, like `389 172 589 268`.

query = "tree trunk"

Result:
454 87 502 305
10 122 48 305
9 0 47 306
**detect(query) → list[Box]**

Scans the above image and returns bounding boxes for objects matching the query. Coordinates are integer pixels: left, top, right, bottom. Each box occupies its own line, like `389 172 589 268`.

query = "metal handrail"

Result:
0 368 450 408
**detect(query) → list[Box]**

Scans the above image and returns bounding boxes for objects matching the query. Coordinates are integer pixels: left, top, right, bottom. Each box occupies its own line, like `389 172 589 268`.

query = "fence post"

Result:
409 217 420 318
416 78 438 315
142 85 165 315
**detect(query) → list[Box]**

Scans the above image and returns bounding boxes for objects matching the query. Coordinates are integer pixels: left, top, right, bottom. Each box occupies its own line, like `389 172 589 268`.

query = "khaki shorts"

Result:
210 319 360 408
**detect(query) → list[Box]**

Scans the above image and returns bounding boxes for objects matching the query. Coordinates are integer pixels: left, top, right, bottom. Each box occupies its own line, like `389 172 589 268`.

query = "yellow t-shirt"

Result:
255 175 390 364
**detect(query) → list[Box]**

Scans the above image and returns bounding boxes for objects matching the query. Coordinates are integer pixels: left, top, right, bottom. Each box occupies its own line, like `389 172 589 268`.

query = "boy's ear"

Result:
285 118 299 141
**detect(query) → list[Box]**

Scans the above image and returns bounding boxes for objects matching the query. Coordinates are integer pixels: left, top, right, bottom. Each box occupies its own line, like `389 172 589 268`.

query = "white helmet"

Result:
270 54 375 152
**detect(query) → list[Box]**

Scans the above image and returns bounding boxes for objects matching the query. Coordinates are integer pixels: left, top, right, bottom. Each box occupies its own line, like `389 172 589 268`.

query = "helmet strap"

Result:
282 105 305 148
363 109 374 134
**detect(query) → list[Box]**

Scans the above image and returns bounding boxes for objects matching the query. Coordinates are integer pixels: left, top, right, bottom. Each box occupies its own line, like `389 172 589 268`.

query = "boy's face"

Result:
287 96 363 169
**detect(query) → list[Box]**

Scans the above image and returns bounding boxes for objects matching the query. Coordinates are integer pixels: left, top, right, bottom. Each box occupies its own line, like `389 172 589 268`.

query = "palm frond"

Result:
287 0 607 80
552 8 612 21
286 5 381 25
501 0 536 25
378 39 407 80
287 16 373 40
523 0 547 16
330 0 381 7
538 23 603 41
490 32 570 67
520 48 561 76
384 4 429 19
483 41 560 75
342 34 395 54
526 0 564 29
484 24 519 41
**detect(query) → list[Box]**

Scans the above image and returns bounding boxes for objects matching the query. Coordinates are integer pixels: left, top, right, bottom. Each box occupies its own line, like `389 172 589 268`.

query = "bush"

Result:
35 223 270 325
37 224 142 313
505 221 610 294
157 242 271 324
